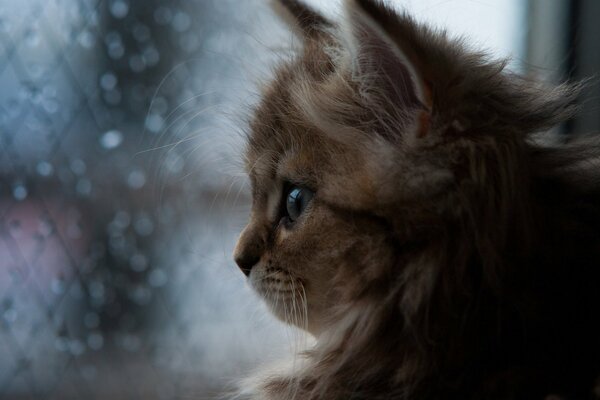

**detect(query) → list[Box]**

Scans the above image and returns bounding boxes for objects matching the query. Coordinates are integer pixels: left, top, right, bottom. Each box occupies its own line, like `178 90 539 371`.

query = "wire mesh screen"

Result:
0 0 294 398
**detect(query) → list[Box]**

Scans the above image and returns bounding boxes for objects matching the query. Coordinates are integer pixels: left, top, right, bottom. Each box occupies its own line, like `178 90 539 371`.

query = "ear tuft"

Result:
273 0 332 38
342 0 430 112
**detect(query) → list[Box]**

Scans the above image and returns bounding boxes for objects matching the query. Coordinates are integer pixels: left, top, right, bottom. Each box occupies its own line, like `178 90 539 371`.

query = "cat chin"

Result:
248 276 315 332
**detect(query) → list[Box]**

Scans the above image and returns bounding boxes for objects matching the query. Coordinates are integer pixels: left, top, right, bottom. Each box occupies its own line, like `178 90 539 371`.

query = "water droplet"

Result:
113 211 131 229
110 0 129 18
87 332 104 350
172 11 191 32
100 72 117 91
130 253 148 272
148 268 167 287
134 214 154 236
13 184 27 201
38 217 53 236
54 337 69 352
108 42 125 59
78 30 95 49
76 178 92 196
70 159 86 175
36 161 54 176
42 98 59 114
164 152 183 174
127 169 146 189
69 339 85 356
143 46 160 66
145 114 164 133
100 129 123 149
129 54 145 73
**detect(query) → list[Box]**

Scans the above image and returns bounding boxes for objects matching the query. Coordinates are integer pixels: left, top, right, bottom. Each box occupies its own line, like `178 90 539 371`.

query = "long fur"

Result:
234 1 600 399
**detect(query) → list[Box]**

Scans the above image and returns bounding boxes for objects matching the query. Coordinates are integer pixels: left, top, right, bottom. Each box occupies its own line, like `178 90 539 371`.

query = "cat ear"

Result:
274 0 332 38
342 0 432 134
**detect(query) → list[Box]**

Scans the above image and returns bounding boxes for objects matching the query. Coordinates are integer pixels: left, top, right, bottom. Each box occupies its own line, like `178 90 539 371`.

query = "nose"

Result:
234 253 260 277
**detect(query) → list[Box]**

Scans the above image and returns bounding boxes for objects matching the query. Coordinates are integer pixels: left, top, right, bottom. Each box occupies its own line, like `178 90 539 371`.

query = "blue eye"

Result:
285 185 314 222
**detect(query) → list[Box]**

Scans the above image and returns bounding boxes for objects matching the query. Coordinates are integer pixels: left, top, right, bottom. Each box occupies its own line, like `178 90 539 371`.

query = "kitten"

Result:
233 0 600 398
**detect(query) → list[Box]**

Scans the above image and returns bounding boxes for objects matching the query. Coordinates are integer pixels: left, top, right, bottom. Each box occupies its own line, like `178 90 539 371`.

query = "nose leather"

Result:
234 253 260 276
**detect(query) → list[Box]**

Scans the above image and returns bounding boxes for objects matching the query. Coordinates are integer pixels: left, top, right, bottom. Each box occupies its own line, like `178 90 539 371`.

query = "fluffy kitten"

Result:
233 0 600 398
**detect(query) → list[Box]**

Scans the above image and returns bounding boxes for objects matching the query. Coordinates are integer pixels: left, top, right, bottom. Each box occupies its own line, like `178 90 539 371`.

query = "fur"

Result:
233 1 600 399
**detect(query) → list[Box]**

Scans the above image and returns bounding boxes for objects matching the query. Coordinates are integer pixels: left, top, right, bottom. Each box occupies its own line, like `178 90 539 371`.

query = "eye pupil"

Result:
285 185 313 222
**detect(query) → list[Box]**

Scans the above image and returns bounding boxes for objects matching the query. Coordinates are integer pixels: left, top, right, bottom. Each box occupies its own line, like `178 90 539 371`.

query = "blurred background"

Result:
0 0 597 399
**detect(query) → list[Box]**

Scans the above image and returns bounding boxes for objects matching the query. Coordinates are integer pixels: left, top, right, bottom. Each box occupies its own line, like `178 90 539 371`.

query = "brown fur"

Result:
233 1 600 399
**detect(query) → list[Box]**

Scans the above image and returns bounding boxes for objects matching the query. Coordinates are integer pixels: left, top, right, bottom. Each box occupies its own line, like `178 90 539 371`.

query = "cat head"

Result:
234 0 578 336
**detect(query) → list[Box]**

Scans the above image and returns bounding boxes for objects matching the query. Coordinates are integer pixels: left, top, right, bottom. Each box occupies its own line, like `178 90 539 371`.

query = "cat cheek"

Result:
275 224 293 245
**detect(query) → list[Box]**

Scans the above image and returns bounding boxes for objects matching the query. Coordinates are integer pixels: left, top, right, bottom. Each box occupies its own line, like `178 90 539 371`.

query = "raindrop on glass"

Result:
113 210 131 229
129 54 145 73
172 11 191 32
130 253 148 272
145 113 164 133
87 332 104 350
134 214 154 236
54 337 69 352
42 98 59 114
110 0 129 19
36 161 54 177
70 159 86 175
78 30 95 49
164 152 184 174
76 178 92 196
148 268 167 288
13 184 27 201
38 217 53 237
69 339 85 356
100 72 117 91
100 129 123 149
143 46 160 66
108 42 125 59
127 169 146 189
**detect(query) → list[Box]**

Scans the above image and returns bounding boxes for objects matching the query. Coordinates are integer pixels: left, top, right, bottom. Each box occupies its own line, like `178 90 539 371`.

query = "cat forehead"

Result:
245 130 322 186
